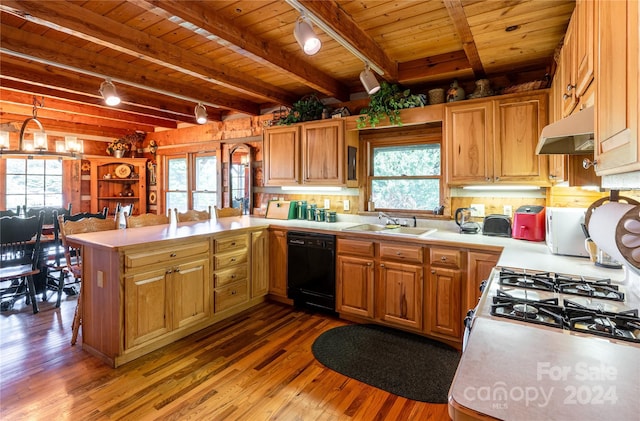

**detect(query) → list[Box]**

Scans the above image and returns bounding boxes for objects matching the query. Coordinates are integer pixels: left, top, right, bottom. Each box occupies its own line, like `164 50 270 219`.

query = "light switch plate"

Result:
343 199 350 211
503 205 513 217
324 199 330 209
471 204 485 217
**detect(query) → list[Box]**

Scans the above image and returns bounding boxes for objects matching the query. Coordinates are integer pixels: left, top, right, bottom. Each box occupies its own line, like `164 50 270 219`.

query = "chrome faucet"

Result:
378 211 399 226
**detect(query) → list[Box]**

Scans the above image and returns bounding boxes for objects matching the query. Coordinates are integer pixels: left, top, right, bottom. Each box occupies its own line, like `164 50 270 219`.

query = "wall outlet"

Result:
503 205 513 217
471 203 485 217
324 199 330 209
343 199 350 211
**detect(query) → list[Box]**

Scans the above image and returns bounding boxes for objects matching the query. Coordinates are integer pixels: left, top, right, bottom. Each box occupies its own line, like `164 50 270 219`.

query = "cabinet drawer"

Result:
379 243 424 264
214 249 248 269
214 281 248 312
214 264 248 288
126 241 209 269
430 248 462 269
215 234 248 253
338 238 375 257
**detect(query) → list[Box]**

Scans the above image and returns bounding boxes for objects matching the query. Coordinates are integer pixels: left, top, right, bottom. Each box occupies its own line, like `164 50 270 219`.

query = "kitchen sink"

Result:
342 224 437 237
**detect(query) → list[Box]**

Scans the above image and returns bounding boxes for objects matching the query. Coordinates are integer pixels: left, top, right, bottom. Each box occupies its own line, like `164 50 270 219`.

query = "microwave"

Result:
545 207 589 258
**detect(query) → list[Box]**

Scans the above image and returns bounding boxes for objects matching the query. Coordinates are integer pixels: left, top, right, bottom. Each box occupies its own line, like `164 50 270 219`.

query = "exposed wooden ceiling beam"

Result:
131 0 349 102
0 88 177 130
443 0 486 78
398 50 471 83
0 57 220 123
296 0 398 81
0 1 296 108
0 24 260 115
0 112 131 140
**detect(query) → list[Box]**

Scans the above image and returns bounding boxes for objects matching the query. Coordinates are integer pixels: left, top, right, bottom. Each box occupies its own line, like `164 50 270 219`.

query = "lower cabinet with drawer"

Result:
124 241 211 350
213 232 249 313
427 247 463 342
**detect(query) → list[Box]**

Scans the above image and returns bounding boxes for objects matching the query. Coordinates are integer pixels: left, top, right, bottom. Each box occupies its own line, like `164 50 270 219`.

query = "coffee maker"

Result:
455 207 480 234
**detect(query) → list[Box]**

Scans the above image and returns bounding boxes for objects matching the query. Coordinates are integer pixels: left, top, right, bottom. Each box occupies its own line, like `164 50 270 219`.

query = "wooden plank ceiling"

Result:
0 0 574 141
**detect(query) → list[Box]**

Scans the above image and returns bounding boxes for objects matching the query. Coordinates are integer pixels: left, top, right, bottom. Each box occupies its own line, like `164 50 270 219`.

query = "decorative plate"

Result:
114 164 131 179
149 191 157 205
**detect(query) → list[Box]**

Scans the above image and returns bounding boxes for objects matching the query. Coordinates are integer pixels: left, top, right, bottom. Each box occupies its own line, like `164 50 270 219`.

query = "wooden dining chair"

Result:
47 207 109 307
0 212 44 314
126 213 170 228
175 206 212 222
57 215 118 345
214 206 242 218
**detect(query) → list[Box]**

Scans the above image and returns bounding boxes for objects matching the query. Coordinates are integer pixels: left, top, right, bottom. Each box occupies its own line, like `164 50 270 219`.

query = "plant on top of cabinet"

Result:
278 94 324 125
357 82 425 128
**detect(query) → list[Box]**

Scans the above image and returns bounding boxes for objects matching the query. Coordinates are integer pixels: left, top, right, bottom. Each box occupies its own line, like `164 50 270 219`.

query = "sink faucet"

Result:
378 211 399 226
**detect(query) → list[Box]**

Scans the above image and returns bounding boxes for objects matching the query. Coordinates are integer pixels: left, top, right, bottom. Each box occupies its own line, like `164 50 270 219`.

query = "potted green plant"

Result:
357 82 425 128
278 95 324 125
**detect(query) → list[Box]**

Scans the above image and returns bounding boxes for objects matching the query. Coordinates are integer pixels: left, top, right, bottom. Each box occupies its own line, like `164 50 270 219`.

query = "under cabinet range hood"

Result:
536 106 594 154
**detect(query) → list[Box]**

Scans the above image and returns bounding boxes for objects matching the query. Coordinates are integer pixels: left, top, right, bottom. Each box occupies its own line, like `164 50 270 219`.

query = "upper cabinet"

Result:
561 14 578 117
90 158 147 216
446 91 550 186
263 119 358 187
594 0 640 175
575 0 595 98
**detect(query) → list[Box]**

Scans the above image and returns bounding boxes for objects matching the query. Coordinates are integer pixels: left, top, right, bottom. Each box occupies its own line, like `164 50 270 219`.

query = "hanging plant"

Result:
278 94 324 125
356 82 425 128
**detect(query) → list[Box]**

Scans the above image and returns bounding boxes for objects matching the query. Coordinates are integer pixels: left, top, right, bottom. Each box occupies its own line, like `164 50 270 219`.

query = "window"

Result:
366 132 442 213
165 152 218 212
4 158 63 209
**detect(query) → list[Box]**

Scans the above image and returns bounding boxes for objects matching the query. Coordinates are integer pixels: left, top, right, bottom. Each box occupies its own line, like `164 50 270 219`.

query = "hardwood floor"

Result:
0 296 451 420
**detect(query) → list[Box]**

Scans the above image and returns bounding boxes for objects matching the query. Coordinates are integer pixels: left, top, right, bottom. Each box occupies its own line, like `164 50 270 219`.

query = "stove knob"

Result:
479 280 487 293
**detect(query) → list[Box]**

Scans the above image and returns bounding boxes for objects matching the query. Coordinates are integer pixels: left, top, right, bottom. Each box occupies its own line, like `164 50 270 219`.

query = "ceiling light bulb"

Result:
195 103 208 124
65 136 83 153
360 65 380 95
33 131 48 150
100 79 121 106
294 16 321 55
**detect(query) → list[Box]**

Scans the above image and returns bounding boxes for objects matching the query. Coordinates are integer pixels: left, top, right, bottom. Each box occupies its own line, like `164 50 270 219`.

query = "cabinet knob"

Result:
562 93 571 100
231 290 237 295
396 251 402 256
231 274 236 279
380 263 385 268
230 258 236 262
485 177 491 182
582 158 598 169
166 269 173 274
495 177 500 181
367 262 372 266
441 256 447 261
174 268 180 273
431 269 436 274
170 253 177 257
566 84 575 93
231 242 236 246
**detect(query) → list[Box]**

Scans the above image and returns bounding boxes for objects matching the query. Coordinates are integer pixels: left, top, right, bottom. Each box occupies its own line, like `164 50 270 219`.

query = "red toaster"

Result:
512 205 545 241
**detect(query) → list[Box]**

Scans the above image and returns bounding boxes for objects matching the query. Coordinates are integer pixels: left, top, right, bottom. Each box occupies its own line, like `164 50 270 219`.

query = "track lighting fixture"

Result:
100 79 121 106
195 103 208 124
359 64 380 95
294 14 321 55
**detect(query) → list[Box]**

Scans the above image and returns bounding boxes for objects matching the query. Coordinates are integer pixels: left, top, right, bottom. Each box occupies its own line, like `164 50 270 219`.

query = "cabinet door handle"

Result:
230 258 237 262
230 242 236 246
166 269 173 274
170 253 177 257
174 268 180 273
440 256 447 261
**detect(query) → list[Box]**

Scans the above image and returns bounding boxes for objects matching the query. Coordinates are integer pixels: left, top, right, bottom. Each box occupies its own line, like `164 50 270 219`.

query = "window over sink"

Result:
365 127 442 213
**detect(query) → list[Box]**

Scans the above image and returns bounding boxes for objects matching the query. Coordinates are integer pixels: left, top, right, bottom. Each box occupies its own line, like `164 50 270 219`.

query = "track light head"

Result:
100 79 121 106
195 103 208 124
359 65 380 95
294 15 321 55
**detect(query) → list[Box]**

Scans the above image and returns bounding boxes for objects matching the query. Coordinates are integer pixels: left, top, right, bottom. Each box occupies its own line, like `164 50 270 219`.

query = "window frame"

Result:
2 158 64 210
363 128 443 215
162 148 221 213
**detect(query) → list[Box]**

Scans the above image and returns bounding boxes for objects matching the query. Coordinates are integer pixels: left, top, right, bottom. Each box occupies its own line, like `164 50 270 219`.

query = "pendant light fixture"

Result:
195 103 208 124
360 63 380 95
0 96 82 159
100 79 121 106
294 14 321 55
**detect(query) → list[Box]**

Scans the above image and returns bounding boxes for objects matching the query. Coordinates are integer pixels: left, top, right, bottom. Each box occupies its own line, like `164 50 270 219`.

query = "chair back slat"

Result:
1 213 44 270
26 204 72 225
215 207 242 218
175 206 211 222
126 213 170 228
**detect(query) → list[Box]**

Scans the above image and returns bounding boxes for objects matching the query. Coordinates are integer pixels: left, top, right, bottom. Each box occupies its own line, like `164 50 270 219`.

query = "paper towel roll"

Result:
588 202 638 272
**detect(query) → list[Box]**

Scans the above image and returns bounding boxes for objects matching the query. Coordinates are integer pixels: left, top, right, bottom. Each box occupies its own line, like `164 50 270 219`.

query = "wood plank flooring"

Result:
0 296 451 420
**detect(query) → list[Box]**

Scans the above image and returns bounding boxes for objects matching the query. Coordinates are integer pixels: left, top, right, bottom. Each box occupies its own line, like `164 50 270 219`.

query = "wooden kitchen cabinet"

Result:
575 0 594 99
446 92 549 186
90 158 147 216
250 229 269 298
268 228 288 299
263 125 300 186
594 0 640 175
302 119 344 185
263 119 357 186
466 251 499 311
213 233 249 313
561 13 577 117
336 238 375 318
378 242 424 330
124 241 210 349
427 248 463 341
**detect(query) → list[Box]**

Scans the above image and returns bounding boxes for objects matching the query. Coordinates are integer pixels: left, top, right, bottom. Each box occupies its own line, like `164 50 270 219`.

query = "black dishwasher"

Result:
287 231 336 313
